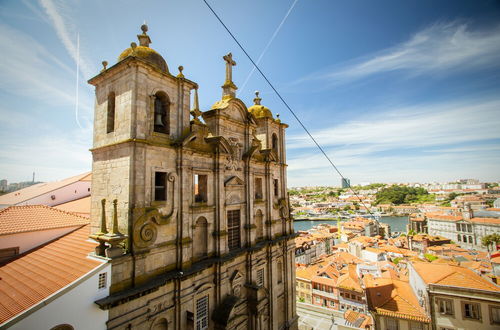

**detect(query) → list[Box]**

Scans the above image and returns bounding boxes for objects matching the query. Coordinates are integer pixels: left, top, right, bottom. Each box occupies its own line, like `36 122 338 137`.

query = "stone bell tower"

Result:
87 25 297 330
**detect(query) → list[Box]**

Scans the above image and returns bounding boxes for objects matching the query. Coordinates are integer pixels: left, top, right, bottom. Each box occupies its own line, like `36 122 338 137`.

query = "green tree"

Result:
482 233 500 253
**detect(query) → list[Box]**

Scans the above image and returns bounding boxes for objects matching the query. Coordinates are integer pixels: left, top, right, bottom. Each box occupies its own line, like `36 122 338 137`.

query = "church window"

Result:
98 272 107 289
194 217 208 258
227 210 241 251
196 295 209 330
257 268 264 286
272 133 278 152
254 177 263 200
154 172 166 201
255 209 264 239
194 174 208 203
154 92 169 134
107 92 115 133
274 179 279 197
277 261 283 283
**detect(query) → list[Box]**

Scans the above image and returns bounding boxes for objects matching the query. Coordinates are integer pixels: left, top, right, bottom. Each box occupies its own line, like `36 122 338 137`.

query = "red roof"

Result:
0 205 89 235
0 225 102 323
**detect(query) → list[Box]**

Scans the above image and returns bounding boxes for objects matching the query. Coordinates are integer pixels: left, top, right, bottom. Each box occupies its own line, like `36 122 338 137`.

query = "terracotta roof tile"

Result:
412 262 500 292
365 276 430 323
0 225 102 323
0 205 89 235
53 196 91 217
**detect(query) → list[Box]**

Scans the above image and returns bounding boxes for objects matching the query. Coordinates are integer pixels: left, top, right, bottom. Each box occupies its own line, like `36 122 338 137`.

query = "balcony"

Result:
313 289 338 300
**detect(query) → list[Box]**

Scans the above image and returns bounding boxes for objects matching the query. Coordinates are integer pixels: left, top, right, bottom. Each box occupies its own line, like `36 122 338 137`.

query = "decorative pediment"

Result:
205 135 233 154
225 176 244 187
260 148 278 162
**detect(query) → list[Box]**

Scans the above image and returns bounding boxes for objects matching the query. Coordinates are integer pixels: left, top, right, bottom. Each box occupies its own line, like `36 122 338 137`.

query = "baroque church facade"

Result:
88 25 298 329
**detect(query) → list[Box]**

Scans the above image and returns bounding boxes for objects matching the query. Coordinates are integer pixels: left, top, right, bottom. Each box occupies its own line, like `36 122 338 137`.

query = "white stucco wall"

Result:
16 181 90 207
0 226 82 254
5 262 110 330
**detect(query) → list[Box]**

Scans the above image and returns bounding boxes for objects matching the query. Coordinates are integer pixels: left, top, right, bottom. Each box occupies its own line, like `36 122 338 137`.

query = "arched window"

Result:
152 318 168 330
468 236 473 244
272 133 278 153
255 209 264 239
194 217 208 258
107 92 115 133
154 92 169 134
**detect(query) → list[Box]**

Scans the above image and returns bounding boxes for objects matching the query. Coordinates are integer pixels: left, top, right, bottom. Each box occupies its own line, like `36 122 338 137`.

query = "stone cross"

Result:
223 53 236 83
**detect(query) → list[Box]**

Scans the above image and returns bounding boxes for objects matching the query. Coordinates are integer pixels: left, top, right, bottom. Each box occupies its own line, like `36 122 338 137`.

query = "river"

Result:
293 216 408 233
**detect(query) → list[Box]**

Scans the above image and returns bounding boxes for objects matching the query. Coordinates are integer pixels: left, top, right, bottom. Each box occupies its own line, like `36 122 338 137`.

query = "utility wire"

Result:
202 0 380 223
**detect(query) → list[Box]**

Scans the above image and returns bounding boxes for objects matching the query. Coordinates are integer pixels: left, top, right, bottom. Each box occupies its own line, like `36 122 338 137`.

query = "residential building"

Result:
365 275 430 330
0 172 91 209
426 205 500 250
409 262 500 330
0 225 110 329
87 25 297 329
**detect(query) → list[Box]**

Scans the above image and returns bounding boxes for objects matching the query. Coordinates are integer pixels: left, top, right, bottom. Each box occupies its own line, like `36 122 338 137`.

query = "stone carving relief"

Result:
225 137 242 170
133 172 178 249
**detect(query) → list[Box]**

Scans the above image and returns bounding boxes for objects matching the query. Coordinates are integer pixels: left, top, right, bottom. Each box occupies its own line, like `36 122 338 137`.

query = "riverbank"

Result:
293 216 409 233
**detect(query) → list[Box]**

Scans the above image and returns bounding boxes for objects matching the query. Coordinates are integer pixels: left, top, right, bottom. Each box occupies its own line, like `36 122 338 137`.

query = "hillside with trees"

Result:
375 185 434 205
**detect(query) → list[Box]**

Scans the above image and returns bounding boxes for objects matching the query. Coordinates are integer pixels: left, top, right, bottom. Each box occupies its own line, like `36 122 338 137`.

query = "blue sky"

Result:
1 0 500 186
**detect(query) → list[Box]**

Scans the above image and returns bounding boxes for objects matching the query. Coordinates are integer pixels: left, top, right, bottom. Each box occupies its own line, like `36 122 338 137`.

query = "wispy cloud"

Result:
309 22 500 85
39 0 95 79
288 98 500 150
286 97 500 185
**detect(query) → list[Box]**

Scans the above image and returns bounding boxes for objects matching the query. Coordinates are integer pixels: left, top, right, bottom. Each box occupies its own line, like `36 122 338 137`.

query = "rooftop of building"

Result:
0 205 90 236
0 172 91 206
412 262 500 292
0 225 103 324
53 196 91 217
364 275 430 323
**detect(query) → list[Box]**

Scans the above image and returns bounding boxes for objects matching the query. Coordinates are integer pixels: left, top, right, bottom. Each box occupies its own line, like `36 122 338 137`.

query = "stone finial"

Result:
221 52 238 98
190 88 202 123
131 42 137 49
98 199 108 235
177 65 185 78
253 91 261 105
137 24 152 47
101 61 108 72
110 199 123 236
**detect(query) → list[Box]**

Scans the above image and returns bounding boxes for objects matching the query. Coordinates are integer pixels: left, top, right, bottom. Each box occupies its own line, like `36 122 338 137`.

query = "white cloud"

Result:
317 22 500 84
288 98 500 150
286 97 500 186
39 0 95 79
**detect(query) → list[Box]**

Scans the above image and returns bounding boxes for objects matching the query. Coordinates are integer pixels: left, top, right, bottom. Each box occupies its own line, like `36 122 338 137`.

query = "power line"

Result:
202 0 380 223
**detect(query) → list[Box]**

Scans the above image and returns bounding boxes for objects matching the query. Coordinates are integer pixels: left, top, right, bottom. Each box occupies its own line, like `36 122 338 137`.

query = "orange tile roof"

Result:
470 217 500 225
337 264 363 293
0 205 89 236
365 276 430 323
0 225 102 323
412 262 500 292
344 310 372 328
54 196 91 217
0 172 91 206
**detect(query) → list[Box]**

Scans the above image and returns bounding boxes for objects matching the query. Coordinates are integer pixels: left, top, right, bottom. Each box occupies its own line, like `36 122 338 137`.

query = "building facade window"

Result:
107 92 115 133
437 298 454 316
277 261 283 284
98 272 107 289
196 295 209 330
386 318 399 330
153 92 169 134
257 268 264 287
462 301 481 320
194 174 208 203
274 179 279 197
254 177 263 199
154 172 166 201
272 133 278 158
227 210 241 251
490 305 500 325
